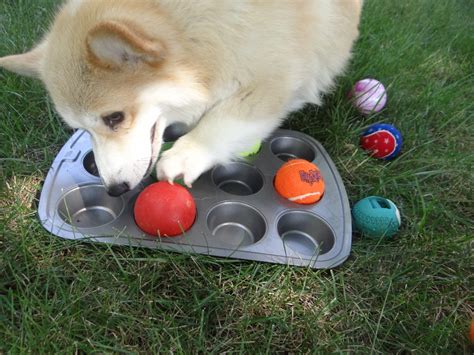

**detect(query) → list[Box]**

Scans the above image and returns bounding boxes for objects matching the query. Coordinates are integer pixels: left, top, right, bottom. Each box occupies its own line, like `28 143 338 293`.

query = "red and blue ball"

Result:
360 123 402 160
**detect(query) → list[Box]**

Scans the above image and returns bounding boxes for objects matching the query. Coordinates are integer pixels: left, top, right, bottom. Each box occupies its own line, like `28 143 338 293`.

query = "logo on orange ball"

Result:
299 169 322 185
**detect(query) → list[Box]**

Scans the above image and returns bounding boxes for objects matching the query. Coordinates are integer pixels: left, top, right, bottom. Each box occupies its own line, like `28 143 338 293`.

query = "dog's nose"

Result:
107 182 130 197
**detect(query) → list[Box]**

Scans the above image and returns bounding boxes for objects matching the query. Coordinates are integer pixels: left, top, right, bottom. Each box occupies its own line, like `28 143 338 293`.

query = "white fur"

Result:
91 105 166 189
67 0 84 16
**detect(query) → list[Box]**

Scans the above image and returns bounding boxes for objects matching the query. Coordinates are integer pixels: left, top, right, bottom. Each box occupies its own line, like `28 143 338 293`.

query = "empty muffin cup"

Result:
277 211 335 256
207 202 266 248
83 151 100 177
271 136 316 162
57 185 124 228
212 162 264 196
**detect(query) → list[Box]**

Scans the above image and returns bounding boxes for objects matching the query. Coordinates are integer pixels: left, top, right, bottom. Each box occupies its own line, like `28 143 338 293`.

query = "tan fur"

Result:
0 0 362 194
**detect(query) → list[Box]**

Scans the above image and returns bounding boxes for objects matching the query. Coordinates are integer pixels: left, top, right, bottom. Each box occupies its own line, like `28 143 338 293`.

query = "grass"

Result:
1 0 473 353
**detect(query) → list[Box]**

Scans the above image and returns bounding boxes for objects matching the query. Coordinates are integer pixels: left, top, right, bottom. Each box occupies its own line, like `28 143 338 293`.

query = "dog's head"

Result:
0 0 207 196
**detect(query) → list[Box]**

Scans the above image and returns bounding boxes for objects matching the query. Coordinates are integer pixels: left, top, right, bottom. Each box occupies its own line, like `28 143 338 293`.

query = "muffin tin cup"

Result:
277 211 335 257
38 126 352 268
57 184 125 229
206 202 267 248
270 136 317 162
212 162 264 196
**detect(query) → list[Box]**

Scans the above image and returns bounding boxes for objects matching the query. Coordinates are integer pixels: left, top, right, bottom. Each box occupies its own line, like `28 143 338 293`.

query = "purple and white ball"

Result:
350 78 387 115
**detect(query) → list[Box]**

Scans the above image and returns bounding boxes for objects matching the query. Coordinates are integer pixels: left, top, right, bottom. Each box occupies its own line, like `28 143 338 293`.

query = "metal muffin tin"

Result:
38 124 352 268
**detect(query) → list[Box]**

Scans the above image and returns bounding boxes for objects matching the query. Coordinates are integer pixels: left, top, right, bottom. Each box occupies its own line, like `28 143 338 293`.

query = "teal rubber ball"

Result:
352 196 401 238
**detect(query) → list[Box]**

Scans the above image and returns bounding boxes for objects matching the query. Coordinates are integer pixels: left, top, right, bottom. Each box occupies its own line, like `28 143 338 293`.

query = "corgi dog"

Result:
0 0 362 196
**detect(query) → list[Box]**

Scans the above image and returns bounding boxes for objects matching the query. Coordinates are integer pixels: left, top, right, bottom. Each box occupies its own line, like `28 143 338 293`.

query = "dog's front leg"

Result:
156 86 288 187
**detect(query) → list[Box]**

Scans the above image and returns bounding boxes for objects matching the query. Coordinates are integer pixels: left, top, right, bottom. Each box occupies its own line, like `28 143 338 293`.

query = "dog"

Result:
0 0 362 196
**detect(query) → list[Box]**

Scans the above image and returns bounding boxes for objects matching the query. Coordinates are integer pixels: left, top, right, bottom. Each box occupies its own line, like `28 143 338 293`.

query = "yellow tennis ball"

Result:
239 141 262 157
274 159 325 204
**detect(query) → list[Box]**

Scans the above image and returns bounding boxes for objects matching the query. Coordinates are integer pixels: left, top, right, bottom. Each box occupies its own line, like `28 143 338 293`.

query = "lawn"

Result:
1 0 473 353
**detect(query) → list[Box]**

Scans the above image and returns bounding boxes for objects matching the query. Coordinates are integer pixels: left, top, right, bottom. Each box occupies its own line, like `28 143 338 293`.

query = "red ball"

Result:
134 182 196 237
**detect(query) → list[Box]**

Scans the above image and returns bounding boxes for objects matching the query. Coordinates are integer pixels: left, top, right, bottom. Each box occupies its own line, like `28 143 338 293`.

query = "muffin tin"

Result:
38 124 352 268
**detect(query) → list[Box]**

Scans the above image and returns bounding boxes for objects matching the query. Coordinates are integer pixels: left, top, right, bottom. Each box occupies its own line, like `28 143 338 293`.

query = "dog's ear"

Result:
86 20 165 70
0 41 47 78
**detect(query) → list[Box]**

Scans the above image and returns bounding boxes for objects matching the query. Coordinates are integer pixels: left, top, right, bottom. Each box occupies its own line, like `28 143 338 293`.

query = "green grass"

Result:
1 0 473 353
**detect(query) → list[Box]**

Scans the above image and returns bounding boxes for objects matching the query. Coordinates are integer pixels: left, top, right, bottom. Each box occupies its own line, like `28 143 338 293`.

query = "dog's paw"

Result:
156 137 214 187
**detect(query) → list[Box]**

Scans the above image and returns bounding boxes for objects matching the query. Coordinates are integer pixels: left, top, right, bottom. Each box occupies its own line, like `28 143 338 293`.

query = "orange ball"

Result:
274 159 325 204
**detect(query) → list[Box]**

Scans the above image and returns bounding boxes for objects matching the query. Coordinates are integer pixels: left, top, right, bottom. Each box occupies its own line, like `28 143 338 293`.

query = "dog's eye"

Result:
102 111 125 129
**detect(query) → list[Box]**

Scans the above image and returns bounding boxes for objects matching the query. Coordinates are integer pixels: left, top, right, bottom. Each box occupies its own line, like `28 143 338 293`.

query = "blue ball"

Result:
352 196 401 238
360 123 403 160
